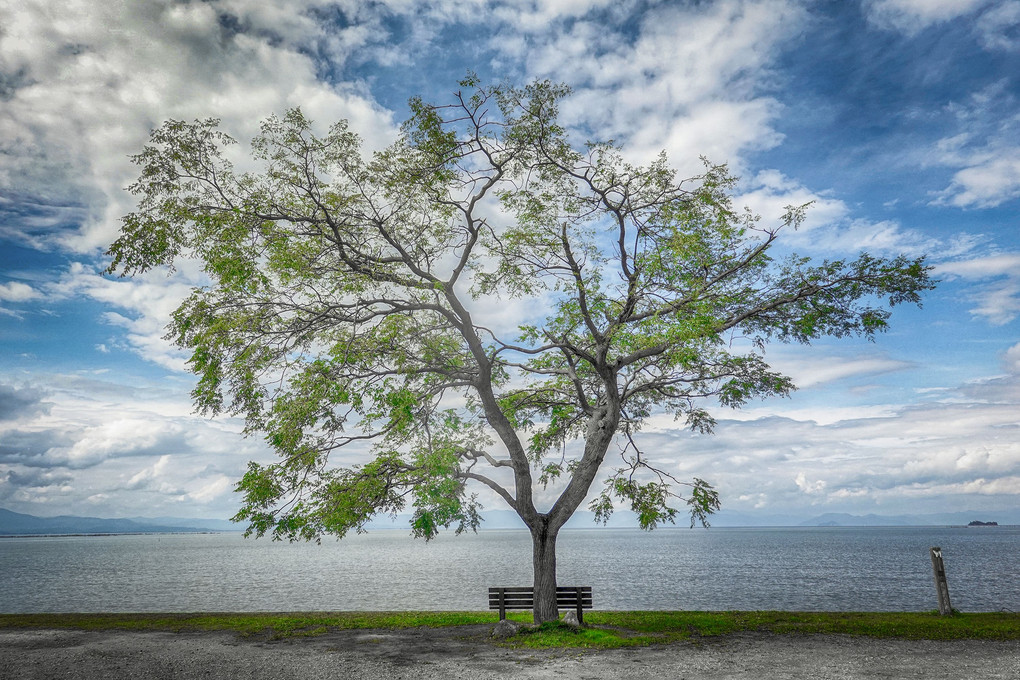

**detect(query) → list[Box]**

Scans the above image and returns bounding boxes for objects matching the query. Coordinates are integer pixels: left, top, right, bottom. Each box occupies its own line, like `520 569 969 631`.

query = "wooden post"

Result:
498 587 506 621
930 547 953 616
575 586 584 624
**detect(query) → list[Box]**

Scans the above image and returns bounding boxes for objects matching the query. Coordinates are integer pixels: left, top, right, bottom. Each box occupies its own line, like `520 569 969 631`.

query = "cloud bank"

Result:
0 1 1016 522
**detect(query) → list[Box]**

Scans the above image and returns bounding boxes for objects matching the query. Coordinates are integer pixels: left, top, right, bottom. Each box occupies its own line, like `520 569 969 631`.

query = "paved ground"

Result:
1 625 1017 679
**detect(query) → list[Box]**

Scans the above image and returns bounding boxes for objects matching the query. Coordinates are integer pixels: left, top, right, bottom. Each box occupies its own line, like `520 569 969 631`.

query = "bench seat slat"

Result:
488 588 592 594
486 599 591 604
488 587 592 591
488 599 534 606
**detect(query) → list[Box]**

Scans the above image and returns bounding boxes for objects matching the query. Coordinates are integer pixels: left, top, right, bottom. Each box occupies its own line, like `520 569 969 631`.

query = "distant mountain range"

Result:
795 511 1018 527
369 508 1018 530
0 508 237 536
2 506 1014 536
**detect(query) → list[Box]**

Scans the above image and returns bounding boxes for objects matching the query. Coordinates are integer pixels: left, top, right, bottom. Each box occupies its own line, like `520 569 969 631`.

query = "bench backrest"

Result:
488 586 593 622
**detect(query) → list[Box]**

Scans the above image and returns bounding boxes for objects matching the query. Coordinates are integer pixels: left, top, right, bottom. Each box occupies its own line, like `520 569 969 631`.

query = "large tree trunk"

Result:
529 402 620 623
531 519 560 623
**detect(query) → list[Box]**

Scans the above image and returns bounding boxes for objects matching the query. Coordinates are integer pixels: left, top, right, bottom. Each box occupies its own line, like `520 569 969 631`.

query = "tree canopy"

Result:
108 77 933 621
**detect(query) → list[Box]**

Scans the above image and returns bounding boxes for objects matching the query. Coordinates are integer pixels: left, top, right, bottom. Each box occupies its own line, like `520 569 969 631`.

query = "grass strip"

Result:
526 610 1020 649
0 612 498 638
0 611 1016 648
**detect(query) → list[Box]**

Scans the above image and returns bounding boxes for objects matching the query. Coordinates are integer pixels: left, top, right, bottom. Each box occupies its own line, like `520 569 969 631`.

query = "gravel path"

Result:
1 625 1017 679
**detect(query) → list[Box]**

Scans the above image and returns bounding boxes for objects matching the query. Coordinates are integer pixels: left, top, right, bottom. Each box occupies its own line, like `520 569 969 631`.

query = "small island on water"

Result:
967 520 999 526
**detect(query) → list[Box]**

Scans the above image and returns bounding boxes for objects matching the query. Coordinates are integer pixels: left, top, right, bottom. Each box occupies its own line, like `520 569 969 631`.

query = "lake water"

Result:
1 527 1016 613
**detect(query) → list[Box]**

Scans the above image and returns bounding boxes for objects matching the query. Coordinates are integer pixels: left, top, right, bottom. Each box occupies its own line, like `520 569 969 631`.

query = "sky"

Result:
0 0 1018 525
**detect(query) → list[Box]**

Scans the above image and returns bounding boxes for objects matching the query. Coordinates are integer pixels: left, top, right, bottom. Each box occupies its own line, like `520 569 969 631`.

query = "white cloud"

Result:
490 0 618 33
1005 342 1020 374
863 0 989 36
126 454 173 490
964 279 1020 327
930 81 1020 208
768 352 914 390
57 419 181 469
0 383 49 422
976 0 1020 51
736 171 972 258
637 348 914 432
187 475 234 503
0 0 399 254
48 262 199 370
936 253 1020 278
936 253 1020 325
603 335 1020 518
794 471 826 494
740 170 848 226
662 392 1020 514
937 154 1020 208
0 373 275 518
502 0 806 174
0 281 42 302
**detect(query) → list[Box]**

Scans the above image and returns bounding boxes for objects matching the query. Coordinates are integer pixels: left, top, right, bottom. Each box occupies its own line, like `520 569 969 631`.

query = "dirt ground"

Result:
1 625 1017 679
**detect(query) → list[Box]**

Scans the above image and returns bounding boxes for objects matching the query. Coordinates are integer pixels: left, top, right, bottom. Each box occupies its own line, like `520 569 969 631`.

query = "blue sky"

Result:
0 0 1018 524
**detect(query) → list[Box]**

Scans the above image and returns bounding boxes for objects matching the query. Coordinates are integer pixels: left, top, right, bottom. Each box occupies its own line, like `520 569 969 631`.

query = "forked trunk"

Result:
531 523 559 623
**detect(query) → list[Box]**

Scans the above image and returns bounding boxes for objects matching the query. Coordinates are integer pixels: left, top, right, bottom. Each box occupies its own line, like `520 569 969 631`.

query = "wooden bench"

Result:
488 586 593 623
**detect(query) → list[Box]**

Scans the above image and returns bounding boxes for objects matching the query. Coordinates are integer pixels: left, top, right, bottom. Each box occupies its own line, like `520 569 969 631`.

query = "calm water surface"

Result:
1 527 1016 613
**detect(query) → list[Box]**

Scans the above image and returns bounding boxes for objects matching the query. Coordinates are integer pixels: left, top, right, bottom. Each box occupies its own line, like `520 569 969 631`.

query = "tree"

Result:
107 78 933 622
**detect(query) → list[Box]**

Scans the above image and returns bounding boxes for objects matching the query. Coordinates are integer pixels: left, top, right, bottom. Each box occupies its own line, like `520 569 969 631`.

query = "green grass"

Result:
510 611 1020 649
0 612 496 639
0 611 1016 648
